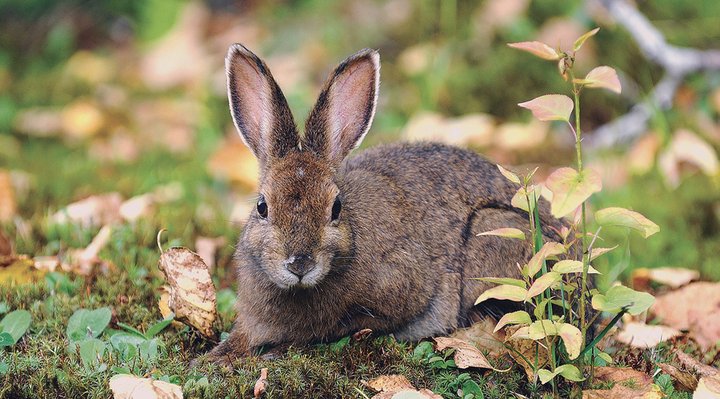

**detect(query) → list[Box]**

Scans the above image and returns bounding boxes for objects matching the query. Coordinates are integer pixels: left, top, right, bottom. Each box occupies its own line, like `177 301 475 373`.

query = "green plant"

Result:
473 28 660 396
0 309 31 347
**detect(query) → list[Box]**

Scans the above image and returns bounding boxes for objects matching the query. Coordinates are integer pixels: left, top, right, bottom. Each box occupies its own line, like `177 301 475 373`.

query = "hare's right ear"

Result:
226 44 299 164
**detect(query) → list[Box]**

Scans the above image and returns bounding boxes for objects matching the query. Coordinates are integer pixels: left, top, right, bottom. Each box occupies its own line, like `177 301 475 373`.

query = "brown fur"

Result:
203 46 566 364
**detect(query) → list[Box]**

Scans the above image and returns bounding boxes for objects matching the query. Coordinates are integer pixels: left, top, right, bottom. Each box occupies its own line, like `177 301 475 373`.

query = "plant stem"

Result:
569 70 590 351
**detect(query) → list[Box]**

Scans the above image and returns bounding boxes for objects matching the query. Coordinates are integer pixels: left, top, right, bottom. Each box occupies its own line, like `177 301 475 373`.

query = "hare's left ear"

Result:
303 49 380 165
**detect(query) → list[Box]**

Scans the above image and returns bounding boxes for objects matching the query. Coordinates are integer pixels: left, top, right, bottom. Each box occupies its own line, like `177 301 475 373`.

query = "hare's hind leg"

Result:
392 270 463 341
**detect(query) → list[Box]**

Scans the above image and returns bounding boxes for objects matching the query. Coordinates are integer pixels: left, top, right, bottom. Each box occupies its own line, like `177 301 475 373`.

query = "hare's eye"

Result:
257 195 268 219
331 196 342 221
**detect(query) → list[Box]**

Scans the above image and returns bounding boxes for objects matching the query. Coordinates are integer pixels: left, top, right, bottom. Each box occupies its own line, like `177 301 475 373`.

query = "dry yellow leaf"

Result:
52 193 123 227
157 247 217 337
61 100 104 139
207 139 259 191
366 375 414 392
616 322 682 348
434 337 500 370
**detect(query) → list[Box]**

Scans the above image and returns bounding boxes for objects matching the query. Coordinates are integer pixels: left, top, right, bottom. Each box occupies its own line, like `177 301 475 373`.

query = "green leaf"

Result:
0 310 32 344
591 285 655 315
146 313 174 338
0 332 14 347
552 260 600 274
78 338 106 369
518 94 574 122
527 242 565 277
117 322 146 339
573 27 600 51
109 331 147 350
66 307 112 343
546 167 602 218
589 246 617 261
526 272 562 300
497 164 521 184
494 311 531 333
507 41 561 60
594 207 660 238
538 364 585 384
514 321 583 360
472 277 527 288
574 66 621 94
477 228 525 240
511 185 538 213
0 302 8 314
475 285 527 305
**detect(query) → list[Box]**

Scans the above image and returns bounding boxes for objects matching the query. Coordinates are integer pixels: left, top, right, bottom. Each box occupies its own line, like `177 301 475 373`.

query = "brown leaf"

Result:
695 374 720 398
616 322 682 348
254 368 268 398
52 193 123 227
659 129 719 188
33 256 60 272
652 282 720 349
109 374 183 399
657 363 698 392
157 247 217 337
582 384 663 399
448 317 507 356
632 267 699 289
119 194 155 223
366 375 415 392
61 225 114 276
582 367 662 399
207 138 259 191
0 170 17 223
371 389 442 399
352 328 373 341
434 337 498 370
61 100 105 139
674 349 719 378
504 327 549 381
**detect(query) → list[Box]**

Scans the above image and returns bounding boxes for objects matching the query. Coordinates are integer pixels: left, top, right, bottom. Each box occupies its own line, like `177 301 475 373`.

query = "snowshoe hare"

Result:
204 44 566 363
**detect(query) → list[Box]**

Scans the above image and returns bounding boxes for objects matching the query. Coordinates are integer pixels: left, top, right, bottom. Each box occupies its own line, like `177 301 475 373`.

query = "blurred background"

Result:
1 0 720 288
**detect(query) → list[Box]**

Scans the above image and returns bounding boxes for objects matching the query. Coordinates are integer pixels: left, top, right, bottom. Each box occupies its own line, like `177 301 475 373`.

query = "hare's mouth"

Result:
274 261 326 289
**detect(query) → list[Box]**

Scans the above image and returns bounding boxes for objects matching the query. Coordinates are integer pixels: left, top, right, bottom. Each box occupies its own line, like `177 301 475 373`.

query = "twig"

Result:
588 0 720 149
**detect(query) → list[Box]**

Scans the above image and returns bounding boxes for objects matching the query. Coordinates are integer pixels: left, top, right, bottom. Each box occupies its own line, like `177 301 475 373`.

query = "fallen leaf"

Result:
659 129 720 188
448 317 507 356
628 133 661 175
582 384 663 399
33 256 60 272
632 267 699 289
207 138 260 191
13 107 63 137
657 363 698 392
0 170 17 223
52 193 123 227
61 100 105 139
695 375 720 398
434 337 499 370
254 368 268 398
653 282 720 349
507 41 560 60
352 328 373 341
616 322 682 348
504 327 549 381
119 194 155 223
62 225 114 276
366 375 415 392
157 246 217 337
195 236 227 271
674 349 719 378
109 374 183 399
493 120 549 150
518 94 574 122
371 389 442 399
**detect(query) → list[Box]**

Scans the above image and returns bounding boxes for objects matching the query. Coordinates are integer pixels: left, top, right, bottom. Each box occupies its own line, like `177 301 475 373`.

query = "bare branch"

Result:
588 0 720 149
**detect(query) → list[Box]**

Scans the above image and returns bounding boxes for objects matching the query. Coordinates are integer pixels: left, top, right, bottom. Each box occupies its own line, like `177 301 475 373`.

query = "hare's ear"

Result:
304 49 379 165
226 44 299 163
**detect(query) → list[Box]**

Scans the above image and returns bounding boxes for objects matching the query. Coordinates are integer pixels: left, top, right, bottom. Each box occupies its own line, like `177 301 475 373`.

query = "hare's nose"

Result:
284 254 314 277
